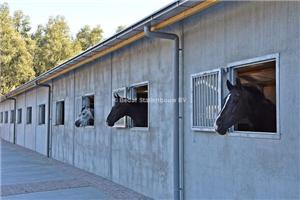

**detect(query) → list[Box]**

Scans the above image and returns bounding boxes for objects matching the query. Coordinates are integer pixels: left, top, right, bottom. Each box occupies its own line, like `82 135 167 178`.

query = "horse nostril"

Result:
106 121 114 127
75 120 80 127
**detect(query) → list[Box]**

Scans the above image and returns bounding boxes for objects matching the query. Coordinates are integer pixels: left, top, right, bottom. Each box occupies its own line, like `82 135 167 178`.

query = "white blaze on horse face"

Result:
214 94 231 130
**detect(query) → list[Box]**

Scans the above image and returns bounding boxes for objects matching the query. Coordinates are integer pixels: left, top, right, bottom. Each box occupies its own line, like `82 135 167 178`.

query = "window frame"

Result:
10 110 15 124
226 53 280 139
190 68 222 132
112 87 127 128
38 104 46 125
0 112 3 123
55 100 65 126
17 108 22 124
4 111 8 124
128 81 150 131
26 107 32 124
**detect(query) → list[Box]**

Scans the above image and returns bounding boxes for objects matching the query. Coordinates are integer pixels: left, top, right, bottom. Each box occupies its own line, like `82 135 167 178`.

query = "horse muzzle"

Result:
75 120 81 127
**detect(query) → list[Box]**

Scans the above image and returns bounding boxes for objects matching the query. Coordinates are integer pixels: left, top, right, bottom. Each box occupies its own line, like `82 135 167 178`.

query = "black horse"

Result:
106 93 148 127
214 79 276 135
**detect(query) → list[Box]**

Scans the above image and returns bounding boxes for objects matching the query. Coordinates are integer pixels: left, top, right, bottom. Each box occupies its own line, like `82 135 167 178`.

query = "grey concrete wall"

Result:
35 87 49 155
24 89 36 151
110 38 174 199
0 100 14 142
0 87 49 156
50 37 176 199
52 73 75 165
16 93 26 146
182 1 300 199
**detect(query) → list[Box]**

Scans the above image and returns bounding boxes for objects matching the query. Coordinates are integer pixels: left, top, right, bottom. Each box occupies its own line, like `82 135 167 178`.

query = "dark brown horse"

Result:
214 79 276 135
106 93 148 127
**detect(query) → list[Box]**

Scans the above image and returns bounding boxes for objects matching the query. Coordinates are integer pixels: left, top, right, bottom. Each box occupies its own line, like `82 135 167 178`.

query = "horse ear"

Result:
236 78 242 88
113 93 119 99
226 80 233 91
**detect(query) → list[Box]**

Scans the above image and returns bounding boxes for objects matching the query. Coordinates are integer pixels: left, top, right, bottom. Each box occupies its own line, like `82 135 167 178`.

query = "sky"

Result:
2 0 174 38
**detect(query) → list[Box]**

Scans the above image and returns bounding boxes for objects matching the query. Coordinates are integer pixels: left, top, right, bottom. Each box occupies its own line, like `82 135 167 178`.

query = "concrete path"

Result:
0 140 150 200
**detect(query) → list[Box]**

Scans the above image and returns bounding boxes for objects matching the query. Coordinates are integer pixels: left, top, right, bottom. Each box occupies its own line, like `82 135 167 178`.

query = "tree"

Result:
0 3 35 94
33 16 81 75
13 10 31 37
115 25 126 33
13 10 36 60
75 25 103 51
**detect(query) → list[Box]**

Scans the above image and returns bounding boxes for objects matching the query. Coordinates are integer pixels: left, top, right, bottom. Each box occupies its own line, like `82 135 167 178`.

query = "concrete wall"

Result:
182 1 300 199
0 100 14 143
0 87 49 156
24 89 36 151
35 87 49 155
16 93 26 146
50 37 176 199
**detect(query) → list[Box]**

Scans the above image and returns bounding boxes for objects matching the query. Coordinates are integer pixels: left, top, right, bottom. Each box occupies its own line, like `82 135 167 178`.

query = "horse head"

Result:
106 93 130 127
214 79 259 135
75 106 94 127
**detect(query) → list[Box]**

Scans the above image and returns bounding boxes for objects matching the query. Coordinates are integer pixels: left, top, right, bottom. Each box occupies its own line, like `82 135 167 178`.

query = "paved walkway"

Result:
0 140 150 200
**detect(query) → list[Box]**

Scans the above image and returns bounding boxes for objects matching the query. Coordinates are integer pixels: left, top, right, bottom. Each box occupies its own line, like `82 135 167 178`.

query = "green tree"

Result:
33 16 81 75
115 25 126 33
0 3 35 94
13 10 36 60
75 25 103 51
13 10 31 37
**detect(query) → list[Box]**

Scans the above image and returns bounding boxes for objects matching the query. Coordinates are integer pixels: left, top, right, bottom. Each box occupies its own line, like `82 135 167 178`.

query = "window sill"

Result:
228 131 280 140
75 126 94 129
84 126 94 129
130 127 149 132
192 127 215 132
114 126 126 129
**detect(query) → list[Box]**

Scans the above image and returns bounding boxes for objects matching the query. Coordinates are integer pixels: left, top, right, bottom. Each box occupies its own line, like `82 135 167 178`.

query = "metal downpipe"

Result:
144 25 181 200
35 82 52 158
6 97 16 144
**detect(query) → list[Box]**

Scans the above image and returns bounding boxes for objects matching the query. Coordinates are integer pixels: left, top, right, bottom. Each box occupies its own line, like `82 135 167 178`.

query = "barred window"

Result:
56 101 65 125
191 69 221 131
38 104 46 125
26 107 32 124
10 110 15 123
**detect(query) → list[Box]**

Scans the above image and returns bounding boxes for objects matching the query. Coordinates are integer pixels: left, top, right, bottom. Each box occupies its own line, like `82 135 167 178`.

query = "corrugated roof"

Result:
2 0 218 101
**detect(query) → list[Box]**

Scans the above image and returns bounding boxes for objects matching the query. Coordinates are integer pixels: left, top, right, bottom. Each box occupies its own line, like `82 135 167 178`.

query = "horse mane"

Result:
242 85 265 100
242 84 274 105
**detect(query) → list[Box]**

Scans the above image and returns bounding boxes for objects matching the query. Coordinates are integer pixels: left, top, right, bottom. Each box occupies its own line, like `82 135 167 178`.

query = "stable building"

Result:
1 1 299 199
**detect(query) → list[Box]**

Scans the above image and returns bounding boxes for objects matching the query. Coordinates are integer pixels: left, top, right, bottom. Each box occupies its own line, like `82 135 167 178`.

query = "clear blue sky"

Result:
2 0 173 38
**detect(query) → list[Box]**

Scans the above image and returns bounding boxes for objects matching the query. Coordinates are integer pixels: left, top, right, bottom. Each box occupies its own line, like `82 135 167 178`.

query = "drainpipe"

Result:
144 25 181 200
35 82 51 158
6 97 16 144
